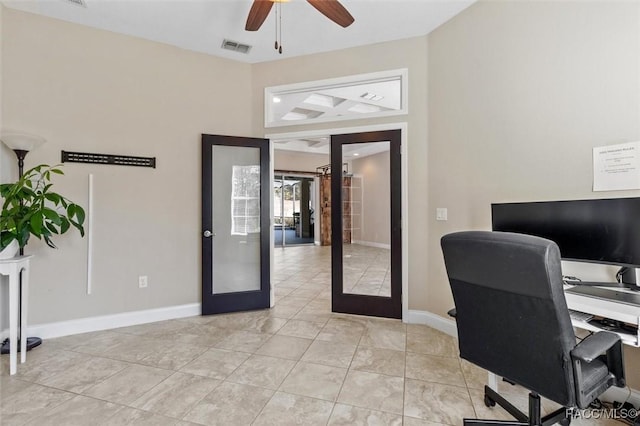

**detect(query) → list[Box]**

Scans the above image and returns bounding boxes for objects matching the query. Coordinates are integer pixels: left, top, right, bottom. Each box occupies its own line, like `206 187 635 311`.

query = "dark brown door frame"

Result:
330 129 402 319
201 134 270 315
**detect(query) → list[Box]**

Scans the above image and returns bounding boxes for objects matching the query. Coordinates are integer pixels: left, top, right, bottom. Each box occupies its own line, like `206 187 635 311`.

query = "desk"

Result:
565 286 640 347
0 256 32 375
486 286 640 393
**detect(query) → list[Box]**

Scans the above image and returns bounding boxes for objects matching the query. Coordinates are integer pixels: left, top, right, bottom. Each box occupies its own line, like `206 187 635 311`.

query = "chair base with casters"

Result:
463 385 570 426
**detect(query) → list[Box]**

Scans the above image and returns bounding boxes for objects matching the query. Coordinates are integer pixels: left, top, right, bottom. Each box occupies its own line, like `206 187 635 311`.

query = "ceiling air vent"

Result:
221 39 252 54
64 0 87 7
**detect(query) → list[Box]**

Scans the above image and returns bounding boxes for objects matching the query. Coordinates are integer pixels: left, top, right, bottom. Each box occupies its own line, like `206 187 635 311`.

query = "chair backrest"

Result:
441 231 578 406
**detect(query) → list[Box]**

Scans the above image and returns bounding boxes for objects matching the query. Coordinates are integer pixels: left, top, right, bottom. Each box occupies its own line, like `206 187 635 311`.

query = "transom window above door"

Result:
265 69 408 128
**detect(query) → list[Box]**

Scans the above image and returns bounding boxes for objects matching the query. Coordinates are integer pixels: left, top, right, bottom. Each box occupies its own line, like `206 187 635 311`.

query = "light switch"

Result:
436 208 448 221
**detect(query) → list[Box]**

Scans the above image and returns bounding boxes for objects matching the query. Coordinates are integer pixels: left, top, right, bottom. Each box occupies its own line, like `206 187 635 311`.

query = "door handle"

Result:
203 230 215 238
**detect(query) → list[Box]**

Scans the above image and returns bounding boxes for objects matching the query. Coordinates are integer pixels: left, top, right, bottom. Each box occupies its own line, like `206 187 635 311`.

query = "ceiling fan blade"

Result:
245 0 274 31
307 0 355 28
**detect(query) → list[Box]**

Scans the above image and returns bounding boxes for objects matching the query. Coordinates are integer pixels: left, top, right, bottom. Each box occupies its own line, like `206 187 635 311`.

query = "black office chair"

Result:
440 231 625 426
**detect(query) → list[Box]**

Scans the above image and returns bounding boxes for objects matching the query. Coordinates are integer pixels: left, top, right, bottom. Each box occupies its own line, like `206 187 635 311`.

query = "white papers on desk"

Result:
593 141 640 191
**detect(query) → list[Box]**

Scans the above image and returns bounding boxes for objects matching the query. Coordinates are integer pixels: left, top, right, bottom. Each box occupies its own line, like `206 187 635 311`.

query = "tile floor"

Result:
0 245 620 425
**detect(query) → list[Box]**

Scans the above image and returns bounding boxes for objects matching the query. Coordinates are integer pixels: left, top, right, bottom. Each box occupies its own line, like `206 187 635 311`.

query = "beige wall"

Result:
428 0 640 387
0 3 9 331
2 8 253 324
0 4 12 184
352 150 390 246
253 37 429 310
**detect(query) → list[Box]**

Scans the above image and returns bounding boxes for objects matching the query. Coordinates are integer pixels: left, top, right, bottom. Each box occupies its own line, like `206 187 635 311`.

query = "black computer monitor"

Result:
491 197 640 289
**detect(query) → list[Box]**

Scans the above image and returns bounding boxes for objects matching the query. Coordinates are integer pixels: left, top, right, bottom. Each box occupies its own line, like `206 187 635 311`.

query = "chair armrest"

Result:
571 331 626 408
571 331 620 363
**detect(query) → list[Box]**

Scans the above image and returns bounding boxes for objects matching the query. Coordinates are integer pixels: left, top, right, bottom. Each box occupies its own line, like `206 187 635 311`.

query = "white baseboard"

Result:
2 303 201 340
405 309 640 408
406 309 458 338
352 240 391 250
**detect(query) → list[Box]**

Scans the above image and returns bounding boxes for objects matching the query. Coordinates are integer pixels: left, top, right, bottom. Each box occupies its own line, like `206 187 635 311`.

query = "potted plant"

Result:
0 164 85 259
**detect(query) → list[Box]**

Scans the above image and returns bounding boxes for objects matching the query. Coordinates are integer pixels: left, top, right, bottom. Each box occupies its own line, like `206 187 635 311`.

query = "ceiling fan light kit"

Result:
245 0 354 55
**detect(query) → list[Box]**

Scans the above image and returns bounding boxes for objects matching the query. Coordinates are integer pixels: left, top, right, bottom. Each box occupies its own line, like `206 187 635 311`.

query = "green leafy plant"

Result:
0 164 85 251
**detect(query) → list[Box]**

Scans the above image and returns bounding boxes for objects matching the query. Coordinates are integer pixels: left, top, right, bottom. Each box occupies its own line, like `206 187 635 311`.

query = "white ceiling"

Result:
2 0 476 64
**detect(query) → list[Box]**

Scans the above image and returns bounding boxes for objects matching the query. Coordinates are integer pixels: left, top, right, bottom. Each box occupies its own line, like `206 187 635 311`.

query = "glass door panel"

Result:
273 174 316 247
273 175 285 247
212 145 261 294
341 142 391 297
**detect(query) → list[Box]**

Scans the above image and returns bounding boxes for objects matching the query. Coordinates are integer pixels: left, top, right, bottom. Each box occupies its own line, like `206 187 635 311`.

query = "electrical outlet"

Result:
138 275 148 288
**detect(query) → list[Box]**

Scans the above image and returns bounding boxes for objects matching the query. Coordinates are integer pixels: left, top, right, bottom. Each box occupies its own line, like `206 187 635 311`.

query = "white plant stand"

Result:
0 256 32 375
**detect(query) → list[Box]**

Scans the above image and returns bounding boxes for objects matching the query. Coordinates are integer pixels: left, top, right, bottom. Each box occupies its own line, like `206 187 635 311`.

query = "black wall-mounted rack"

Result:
61 151 156 168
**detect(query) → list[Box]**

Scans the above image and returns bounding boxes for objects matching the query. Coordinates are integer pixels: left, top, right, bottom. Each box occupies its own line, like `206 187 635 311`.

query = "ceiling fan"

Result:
245 0 355 32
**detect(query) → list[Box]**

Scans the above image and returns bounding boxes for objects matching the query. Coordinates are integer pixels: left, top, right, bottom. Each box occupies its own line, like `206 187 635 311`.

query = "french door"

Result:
201 134 270 315
331 129 402 319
